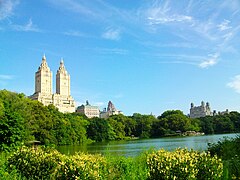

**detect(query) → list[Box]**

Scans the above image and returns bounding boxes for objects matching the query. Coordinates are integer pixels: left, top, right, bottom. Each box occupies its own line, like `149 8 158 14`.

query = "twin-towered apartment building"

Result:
30 55 75 113
30 55 122 118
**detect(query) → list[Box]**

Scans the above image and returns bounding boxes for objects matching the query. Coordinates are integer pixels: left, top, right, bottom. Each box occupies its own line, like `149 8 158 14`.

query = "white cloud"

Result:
47 0 98 18
12 18 41 32
0 0 19 20
102 28 121 40
0 74 14 80
94 47 128 55
146 2 193 25
148 14 192 25
199 53 219 68
227 75 240 93
64 30 86 37
218 19 232 31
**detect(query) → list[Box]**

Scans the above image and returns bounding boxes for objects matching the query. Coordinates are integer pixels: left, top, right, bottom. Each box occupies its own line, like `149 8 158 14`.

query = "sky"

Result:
1 0 240 116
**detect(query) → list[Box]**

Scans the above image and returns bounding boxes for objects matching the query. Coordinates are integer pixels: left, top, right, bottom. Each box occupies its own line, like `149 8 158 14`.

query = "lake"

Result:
57 133 239 156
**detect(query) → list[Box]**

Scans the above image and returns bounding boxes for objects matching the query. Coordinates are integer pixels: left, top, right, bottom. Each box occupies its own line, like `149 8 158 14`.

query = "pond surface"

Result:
57 133 238 156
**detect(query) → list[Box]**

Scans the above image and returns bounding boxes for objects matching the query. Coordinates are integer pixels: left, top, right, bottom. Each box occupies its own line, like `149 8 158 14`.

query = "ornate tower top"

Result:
86 100 90 106
38 54 50 71
107 101 116 112
191 103 194 108
57 59 67 74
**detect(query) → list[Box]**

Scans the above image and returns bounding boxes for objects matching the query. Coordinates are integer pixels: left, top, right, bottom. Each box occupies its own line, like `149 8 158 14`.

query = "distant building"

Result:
100 101 122 118
76 100 100 118
30 55 75 113
213 109 229 116
219 109 229 115
190 101 213 118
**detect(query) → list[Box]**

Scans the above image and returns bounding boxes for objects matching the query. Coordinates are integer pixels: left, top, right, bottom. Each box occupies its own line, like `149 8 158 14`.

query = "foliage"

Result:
7 146 62 179
108 115 126 140
1 89 240 151
147 148 223 180
55 152 106 179
208 135 240 179
0 90 28 151
198 112 239 134
6 146 149 179
0 152 25 180
6 146 224 180
104 154 149 180
0 90 89 150
132 113 154 138
155 110 200 137
87 117 115 142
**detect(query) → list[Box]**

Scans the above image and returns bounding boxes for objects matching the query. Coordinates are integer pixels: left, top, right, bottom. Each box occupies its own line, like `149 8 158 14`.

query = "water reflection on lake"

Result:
57 133 238 156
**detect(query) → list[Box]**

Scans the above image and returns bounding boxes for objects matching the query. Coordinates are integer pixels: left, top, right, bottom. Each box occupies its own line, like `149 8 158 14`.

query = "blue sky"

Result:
1 0 240 116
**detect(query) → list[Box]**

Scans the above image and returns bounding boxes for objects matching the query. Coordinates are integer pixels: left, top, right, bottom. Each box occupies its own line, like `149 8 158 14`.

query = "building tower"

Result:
35 55 52 95
30 55 53 106
100 101 122 118
56 59 70 96
107 101 116 112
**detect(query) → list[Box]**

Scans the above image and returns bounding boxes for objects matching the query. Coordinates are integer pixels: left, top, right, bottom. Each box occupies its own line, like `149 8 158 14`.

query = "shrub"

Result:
55 152 106 179
147 148 223 180
0 152 25 180
7 146 63 179
196 151 223 179
208 135 240 179
6 146 223 180
7 146 107 179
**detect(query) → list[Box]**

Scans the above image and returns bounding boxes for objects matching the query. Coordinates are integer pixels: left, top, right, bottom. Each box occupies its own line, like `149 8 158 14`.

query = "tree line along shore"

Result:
0 89 240 149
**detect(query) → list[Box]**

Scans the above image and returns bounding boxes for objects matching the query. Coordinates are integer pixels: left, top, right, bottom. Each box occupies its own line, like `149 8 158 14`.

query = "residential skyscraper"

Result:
30 55 75 113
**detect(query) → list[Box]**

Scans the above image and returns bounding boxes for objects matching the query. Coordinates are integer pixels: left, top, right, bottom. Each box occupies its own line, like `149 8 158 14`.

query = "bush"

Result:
7 146 107 179
0 152 25 180
6 146 149 179
147 148 223 180
6 146 224 180
208 135 240 179
7 146 63 179
55 152 106 179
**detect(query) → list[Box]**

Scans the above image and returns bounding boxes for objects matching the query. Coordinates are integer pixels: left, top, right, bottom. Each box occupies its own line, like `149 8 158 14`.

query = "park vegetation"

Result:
2 146 223 179
0 89 240 179
1 89 240 150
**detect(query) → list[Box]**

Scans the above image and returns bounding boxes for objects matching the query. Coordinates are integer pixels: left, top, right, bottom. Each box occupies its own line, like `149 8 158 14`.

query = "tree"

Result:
157 110 192 132
213 116 234 133
228 111 240 131
0 90 27 150
87 118 115 142
108 115 126 140
199 116 214 134
132 114 154 138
